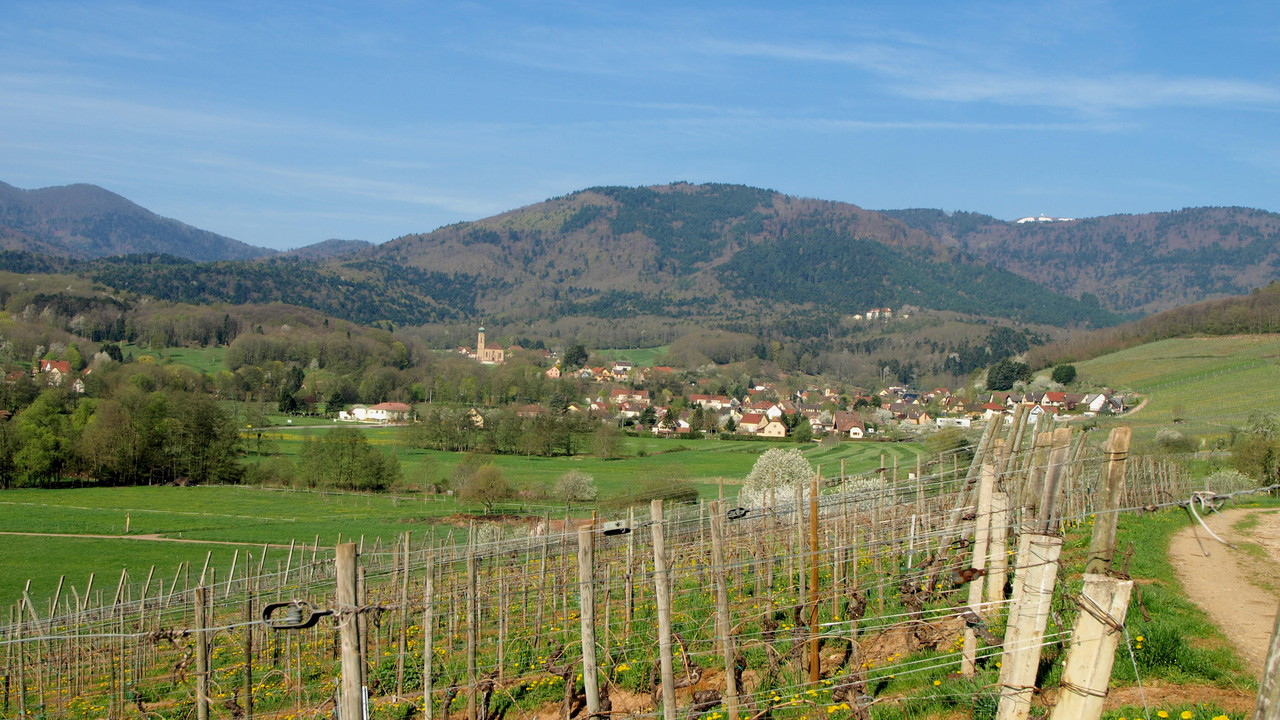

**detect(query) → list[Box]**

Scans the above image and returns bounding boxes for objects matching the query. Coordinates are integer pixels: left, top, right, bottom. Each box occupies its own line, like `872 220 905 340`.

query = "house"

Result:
545 365 562 379
609 388 651 406
364 402 413 423
832 411 866 439
980 402 1008 422
758 419 788 438
737 412 767 434
935 416 972 428
35 359 72 386
688 394 732 410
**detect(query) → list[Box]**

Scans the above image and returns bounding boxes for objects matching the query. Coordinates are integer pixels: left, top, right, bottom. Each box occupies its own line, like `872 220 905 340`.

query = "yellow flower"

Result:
1157 712 1169 719
1136 635 1145 642
933 680 941 686
1180 713 1192 720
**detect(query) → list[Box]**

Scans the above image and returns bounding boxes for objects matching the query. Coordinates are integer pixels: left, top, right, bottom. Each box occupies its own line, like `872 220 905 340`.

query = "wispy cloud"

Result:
705 38 1280 114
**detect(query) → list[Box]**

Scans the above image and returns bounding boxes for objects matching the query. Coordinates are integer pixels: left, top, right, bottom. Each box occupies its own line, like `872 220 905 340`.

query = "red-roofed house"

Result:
35 359 72 386
345 402 414 423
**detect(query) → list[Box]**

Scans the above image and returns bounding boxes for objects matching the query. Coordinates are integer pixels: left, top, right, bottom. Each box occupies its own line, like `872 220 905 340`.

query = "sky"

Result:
1 1 1278 251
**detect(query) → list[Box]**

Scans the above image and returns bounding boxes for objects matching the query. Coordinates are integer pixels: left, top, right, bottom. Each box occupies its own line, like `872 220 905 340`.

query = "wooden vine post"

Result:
577 525 601 716
651 499 677 720
424 544 435 720
194 586 211 720
709 500 740 720
1050 427 1134 720
961 461 996 676
1256 598 1280 720
335 543 363 720
995 428 1070 720
808 471 821 684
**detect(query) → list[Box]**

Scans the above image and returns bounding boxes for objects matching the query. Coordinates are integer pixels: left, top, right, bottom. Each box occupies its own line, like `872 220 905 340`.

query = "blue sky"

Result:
2 1 1277 250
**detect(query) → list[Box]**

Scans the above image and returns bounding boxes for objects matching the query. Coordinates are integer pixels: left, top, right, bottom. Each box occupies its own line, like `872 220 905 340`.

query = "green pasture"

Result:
2 436 923 607
249 425 923 496
1076 335 1280 444
123 342 228 374
590 345 670 366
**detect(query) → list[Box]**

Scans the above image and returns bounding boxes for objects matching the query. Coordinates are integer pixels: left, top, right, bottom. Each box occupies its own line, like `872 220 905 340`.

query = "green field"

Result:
590 345 670 366
123 342 228 373
2 436 923 606
1077 334 1280 444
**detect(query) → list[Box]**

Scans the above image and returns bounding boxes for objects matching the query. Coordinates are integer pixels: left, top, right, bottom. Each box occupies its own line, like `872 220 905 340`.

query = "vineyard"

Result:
0 410 1273 720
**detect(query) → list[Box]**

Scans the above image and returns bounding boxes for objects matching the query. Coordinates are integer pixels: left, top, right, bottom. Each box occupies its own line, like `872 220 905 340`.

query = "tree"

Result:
459 465 513 514
986 358 1031 391
1050 364 1077 385
591 424 623 459
792 418 813 443
740 448 813 507
562 344 589 370
553 470 598 510
298 427 400 491
1232 412 1279 485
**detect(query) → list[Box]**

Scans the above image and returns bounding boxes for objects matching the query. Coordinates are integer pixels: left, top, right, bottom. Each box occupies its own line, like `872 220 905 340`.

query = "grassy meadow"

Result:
2 434 925 607
1075 334 1280 444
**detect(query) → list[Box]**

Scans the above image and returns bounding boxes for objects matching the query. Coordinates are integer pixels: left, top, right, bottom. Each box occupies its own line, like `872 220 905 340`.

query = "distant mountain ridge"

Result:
368 182 1112 327
3 180 1277 331
880 206 1280 315
0 181 274 261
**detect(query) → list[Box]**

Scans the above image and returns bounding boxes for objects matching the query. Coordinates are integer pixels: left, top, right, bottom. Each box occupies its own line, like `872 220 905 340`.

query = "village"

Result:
331 326 1129 439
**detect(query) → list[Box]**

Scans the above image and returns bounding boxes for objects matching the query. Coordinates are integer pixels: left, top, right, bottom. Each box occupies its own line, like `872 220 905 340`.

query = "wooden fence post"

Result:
651 499 677 720
578 525 601 716
467 548 478 720
995 534 1064 720
1255 597 1280 720
336 543 364 720
709 501 740 720
1048 575 1134 720
194 587 210 720
424 543 435 720
986 491 1010 604
808 471 821 684
1086 428 1131 575
962 462 996 676
997 430 1069 720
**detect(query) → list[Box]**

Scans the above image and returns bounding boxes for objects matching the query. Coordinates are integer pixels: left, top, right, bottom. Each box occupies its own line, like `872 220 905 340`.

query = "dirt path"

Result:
1168 506 1280 676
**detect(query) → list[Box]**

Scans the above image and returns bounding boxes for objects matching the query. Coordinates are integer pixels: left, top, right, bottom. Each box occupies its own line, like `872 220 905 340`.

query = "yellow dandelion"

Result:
1181 713 1192 720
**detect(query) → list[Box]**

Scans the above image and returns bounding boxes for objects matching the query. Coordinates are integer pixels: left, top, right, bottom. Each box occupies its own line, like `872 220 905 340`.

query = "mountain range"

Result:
3 180 1279 331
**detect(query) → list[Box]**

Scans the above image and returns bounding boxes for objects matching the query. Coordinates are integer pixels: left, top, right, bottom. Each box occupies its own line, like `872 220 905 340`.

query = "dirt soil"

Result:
1168 506 1280 676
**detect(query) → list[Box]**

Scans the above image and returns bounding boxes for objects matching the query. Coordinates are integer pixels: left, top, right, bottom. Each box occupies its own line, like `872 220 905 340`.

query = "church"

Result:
475 326 505 365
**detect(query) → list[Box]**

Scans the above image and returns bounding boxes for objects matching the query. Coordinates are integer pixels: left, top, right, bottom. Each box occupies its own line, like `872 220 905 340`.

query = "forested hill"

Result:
881 206 1280 315
369 183 1116 328
0 181 274 261
5 181 1276 333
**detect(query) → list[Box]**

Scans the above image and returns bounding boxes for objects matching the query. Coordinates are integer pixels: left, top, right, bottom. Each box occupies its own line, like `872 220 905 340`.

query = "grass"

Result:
1076 335 1280 445
589 345 670 367
1 437 925 606
123 342 228 374
247 425 923 498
